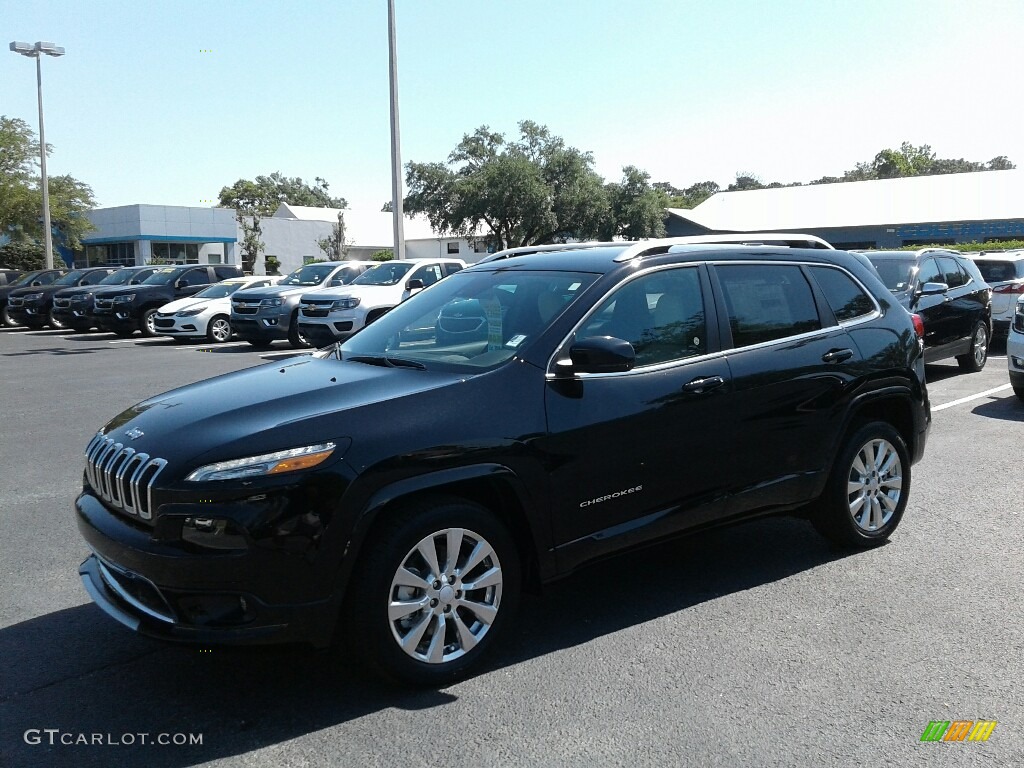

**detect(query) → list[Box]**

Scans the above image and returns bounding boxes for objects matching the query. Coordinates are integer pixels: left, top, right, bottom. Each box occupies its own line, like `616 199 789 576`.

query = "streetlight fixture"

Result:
387 1 406 260
9 40 65 270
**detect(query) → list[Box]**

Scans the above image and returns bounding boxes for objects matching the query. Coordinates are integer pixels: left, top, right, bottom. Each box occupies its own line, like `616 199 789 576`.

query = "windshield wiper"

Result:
346 354 426 370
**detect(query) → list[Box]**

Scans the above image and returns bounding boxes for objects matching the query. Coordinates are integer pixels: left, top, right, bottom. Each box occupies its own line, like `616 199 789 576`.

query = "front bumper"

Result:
153 314 208 337
231 314 289 342
75 491 337 647
94 307 139 331
297 320 353 348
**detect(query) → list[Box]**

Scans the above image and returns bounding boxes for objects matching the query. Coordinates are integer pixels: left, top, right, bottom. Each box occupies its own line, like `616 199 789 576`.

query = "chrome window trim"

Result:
545 259 882 380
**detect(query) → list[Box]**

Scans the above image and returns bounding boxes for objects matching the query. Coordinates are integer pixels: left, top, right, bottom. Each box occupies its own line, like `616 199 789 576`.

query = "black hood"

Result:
100 357 464 478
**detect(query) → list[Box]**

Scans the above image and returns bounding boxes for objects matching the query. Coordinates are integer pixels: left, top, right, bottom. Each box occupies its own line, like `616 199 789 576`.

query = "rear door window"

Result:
916 258 943 287
936 256 967 288
807 266 875 322
715 264 822 347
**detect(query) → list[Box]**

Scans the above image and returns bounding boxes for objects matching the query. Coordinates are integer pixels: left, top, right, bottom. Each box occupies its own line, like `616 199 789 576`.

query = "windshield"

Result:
867 258 916 292
10 271 43 288
142 268 185 285
54 270 87 286
193 282 244 299
101 268 145 285
281 264 336 286
353 262 413 286
339 270 597 372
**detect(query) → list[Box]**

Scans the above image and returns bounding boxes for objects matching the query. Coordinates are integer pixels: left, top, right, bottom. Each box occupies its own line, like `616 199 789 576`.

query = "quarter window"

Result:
807 266 875 323
580 267 706 367
716 264 822 347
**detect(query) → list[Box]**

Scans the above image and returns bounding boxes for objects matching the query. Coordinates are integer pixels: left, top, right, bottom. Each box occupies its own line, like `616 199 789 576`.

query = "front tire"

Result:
140 308 159 338
48 309 66 330
207 315 232 343
957 321 989 372
287 311 310 349
2 305 17 327
344 497 521 686
811 422 910 548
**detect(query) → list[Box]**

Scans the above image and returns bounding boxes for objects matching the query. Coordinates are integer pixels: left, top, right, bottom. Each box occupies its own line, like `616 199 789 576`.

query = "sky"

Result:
3 0 1023 214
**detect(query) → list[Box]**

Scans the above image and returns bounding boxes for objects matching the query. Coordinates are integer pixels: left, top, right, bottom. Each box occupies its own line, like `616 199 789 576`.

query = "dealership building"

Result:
78 204 484 273
665 169 1024 249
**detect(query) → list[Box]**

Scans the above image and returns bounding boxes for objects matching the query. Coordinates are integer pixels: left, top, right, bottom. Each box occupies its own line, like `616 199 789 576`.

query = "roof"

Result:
273 204 453 247
667 169 1024 231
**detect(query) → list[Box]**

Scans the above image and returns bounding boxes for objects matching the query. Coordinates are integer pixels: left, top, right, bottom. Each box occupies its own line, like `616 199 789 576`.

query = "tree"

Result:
601 166 667 240
370 249 394 262
403 121 662 250
0 115 96 255
0 241 45 271
316 211 351 260
727 173 766 192
218 172 348 273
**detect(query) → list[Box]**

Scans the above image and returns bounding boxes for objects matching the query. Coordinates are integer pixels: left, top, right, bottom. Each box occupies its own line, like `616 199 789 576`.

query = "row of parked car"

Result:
0 258 468 348
2 247 1023 399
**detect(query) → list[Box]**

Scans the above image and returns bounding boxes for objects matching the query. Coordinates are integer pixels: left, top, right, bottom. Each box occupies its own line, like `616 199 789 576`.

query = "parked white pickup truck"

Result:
297 258 466 347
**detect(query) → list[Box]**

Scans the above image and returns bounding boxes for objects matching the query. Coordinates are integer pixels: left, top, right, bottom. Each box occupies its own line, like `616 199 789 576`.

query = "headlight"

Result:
176 306 207 317
331 297 361 310
260 298 283 308
22 292 44 301
113 294 135 303
185 442 337 482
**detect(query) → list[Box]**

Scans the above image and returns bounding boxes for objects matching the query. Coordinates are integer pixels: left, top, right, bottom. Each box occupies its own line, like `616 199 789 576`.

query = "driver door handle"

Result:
821 348 854 364
682 375 725 394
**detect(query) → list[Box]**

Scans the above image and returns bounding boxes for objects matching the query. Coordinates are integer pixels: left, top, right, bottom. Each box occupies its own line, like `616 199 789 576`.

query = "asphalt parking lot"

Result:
1 327 1022 767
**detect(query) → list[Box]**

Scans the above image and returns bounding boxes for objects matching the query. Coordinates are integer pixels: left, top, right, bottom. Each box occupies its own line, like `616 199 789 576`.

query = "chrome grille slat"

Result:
83 434 168 522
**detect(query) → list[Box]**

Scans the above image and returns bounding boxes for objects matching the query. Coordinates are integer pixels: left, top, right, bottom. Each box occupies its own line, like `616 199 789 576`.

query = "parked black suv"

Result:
92 264 243 337
76 235 930 685
1 268 66 327
863 249 992 371
7 267 118 329
53 266 161 332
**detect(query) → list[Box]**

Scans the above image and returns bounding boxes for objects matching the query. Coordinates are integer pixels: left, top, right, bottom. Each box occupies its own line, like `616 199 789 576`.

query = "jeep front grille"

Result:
84 433 168 520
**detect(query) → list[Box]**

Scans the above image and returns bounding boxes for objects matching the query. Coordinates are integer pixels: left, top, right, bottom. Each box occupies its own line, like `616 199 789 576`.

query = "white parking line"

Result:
24 329 67 335
170 341 249 350
933 384 1012 412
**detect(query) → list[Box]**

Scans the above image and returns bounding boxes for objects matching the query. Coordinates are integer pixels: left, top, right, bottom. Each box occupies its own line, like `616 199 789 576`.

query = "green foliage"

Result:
0 240 45 271
896 240 1024 252
218 172 347 274
264 255 281 275
370 249 394 262
0 115 96 249
146 255 175 265
316 211 350 260
602 166 667 240
403 121 664 250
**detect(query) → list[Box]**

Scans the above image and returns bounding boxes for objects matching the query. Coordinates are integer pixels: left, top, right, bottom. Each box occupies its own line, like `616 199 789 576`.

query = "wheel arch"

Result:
338 465 552 599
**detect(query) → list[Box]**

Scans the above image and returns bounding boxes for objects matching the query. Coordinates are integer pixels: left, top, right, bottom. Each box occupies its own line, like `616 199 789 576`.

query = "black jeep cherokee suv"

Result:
92 264 243 336
76 235 930 685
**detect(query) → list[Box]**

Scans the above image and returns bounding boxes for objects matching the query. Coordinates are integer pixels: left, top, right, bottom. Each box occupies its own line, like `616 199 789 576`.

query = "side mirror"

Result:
406 278 424 291
566 336 635 374
328 277 345 287
174 279 186 289
918 281 949 296
31 280 42 286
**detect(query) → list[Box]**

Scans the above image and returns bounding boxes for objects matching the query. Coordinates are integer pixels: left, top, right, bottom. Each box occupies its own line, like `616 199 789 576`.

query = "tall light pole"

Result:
9 40 65 271
387 0 406 260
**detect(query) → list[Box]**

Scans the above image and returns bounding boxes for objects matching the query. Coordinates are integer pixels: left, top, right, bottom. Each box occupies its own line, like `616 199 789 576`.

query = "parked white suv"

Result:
297 258 466 347
1008 296 1024 402
969 251 1024 337
154 276 282 343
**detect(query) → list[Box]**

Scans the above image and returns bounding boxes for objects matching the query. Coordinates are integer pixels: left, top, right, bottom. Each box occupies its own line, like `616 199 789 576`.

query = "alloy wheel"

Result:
209 317 231 343
973 325 987 367
388 527 503 665
847 438 903 532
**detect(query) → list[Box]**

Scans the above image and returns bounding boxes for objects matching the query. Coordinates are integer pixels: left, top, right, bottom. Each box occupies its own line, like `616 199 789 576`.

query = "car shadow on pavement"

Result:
971 394 1024 422
0 516 851 767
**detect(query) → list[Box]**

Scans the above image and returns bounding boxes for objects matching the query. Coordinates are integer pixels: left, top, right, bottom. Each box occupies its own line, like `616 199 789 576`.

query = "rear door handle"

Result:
821 348 854 364
682 375 725 394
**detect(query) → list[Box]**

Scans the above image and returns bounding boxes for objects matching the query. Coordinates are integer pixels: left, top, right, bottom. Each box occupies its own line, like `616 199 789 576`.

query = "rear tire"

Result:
207 315 232 343
343 497 521 686
811 421 910 549
956 321 988 372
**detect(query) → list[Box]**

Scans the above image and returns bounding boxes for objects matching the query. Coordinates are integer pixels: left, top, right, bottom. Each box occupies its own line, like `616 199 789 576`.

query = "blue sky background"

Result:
3 0 1023 212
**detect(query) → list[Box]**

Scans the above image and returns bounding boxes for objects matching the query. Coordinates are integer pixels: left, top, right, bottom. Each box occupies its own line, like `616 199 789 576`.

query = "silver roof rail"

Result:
477 241 622 264
612 232 834 262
